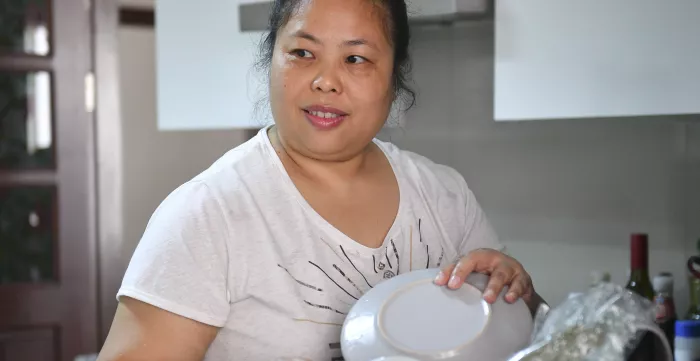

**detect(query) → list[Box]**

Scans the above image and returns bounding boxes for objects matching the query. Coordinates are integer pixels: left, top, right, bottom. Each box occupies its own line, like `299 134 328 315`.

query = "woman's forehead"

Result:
281 0 391 46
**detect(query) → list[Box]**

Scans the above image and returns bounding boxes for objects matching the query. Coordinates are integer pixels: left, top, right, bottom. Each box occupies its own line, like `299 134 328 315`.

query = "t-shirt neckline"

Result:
258 125 406 256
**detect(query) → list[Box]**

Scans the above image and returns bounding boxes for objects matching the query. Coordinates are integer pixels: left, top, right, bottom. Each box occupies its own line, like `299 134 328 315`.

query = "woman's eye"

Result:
292 49 313 58
347 55 367 64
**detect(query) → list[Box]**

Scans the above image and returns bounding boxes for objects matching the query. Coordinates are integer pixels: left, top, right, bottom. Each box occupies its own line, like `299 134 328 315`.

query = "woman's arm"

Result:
97 297 219 361
100 181 231 360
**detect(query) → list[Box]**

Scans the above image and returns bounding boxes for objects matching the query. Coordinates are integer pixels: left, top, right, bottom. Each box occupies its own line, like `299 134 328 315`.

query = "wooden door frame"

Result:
93 0 126 344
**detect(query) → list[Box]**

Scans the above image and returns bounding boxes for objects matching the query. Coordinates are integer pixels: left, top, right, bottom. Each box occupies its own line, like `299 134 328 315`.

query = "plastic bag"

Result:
508 283 673 361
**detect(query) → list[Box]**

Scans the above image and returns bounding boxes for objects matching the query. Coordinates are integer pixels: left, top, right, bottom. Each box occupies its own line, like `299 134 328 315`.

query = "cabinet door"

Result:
156 0 268 130
494 0 700 121
0 0 99 360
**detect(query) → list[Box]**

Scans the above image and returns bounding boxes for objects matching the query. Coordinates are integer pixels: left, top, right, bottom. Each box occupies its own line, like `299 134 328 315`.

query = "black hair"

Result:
256 0 416 111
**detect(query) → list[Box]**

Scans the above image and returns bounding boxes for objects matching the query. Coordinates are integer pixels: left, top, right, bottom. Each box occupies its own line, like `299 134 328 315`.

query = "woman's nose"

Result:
312 66 342 94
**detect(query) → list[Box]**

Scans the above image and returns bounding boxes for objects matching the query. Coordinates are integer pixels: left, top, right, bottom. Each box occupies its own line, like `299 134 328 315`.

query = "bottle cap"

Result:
676 320 700 338
652 272 674 294
630 233 649 270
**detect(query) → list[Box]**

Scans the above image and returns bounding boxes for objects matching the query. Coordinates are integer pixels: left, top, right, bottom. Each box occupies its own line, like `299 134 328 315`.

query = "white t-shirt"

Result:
117 127 502 361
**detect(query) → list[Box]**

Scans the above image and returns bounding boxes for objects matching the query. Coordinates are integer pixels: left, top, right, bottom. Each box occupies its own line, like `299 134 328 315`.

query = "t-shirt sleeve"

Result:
457 175 505 256
117 180 231 327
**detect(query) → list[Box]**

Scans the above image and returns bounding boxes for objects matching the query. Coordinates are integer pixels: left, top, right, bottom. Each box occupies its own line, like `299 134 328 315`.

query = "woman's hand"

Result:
434 248 534 305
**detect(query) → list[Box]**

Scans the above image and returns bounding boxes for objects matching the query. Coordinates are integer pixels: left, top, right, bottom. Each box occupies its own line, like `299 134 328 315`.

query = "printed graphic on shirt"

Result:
278 219 445 361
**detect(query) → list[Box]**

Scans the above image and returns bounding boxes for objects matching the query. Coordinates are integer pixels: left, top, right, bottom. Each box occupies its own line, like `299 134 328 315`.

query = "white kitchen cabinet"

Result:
494 0 700 121
156 0 269 130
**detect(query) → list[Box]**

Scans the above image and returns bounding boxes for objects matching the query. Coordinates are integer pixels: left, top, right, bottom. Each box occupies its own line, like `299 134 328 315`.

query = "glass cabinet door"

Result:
0 0 51 56
0 70 53 169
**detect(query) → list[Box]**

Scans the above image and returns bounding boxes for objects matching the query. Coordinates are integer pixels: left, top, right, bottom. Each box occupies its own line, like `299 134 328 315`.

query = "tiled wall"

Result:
687 124 700 256
379 21 699 308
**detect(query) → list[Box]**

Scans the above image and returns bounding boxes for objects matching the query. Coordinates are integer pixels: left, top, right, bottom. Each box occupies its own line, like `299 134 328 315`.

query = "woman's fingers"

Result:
433 250 534 305
483 266 513 303
434 253 479 289
434 250 501 291
434 263 456 286
511 274 534 303
504 274 527 303
447 256 478 290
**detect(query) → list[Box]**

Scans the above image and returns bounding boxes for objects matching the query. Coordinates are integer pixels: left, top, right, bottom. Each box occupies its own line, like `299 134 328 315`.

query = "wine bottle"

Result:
624 233 656 361
626 233 654 300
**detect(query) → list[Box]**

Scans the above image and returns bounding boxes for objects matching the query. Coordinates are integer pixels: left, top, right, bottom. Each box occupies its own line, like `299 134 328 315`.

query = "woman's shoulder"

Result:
155 130 283 217
374 138 469 198
190 129 279 190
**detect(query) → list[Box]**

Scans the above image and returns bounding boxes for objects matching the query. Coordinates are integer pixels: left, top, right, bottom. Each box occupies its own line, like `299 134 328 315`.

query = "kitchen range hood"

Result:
239 0 490 32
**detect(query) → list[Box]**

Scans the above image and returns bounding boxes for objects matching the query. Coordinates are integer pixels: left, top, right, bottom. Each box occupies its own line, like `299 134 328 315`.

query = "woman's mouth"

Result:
303 106 348 130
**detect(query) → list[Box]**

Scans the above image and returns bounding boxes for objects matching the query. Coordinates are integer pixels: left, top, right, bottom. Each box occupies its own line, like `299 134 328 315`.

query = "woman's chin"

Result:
299 136 368 162
303 144 362 162
276 122 377 161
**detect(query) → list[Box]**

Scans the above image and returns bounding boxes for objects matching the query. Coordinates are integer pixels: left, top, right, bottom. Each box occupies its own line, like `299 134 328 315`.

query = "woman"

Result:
98 0 544 360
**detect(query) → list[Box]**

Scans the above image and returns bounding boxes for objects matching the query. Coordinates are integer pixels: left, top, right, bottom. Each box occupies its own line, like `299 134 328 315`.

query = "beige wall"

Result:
118 26 248 264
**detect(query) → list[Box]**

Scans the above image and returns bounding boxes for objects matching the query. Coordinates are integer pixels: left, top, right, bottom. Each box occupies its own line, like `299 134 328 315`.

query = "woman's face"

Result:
269 0 395 161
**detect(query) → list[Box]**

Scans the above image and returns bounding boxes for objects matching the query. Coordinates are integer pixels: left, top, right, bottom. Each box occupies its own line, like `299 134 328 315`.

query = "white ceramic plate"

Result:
341 268 533 361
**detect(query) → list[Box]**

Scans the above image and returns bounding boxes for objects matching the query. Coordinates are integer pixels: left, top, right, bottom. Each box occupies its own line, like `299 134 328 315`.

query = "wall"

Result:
379 22 699 308
118 26 248 264
118 18 699 308
120 0 153 8
688 123 700 259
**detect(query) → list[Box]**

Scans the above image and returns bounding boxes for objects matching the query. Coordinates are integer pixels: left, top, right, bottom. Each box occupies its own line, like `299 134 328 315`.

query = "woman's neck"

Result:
269 126 377 187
